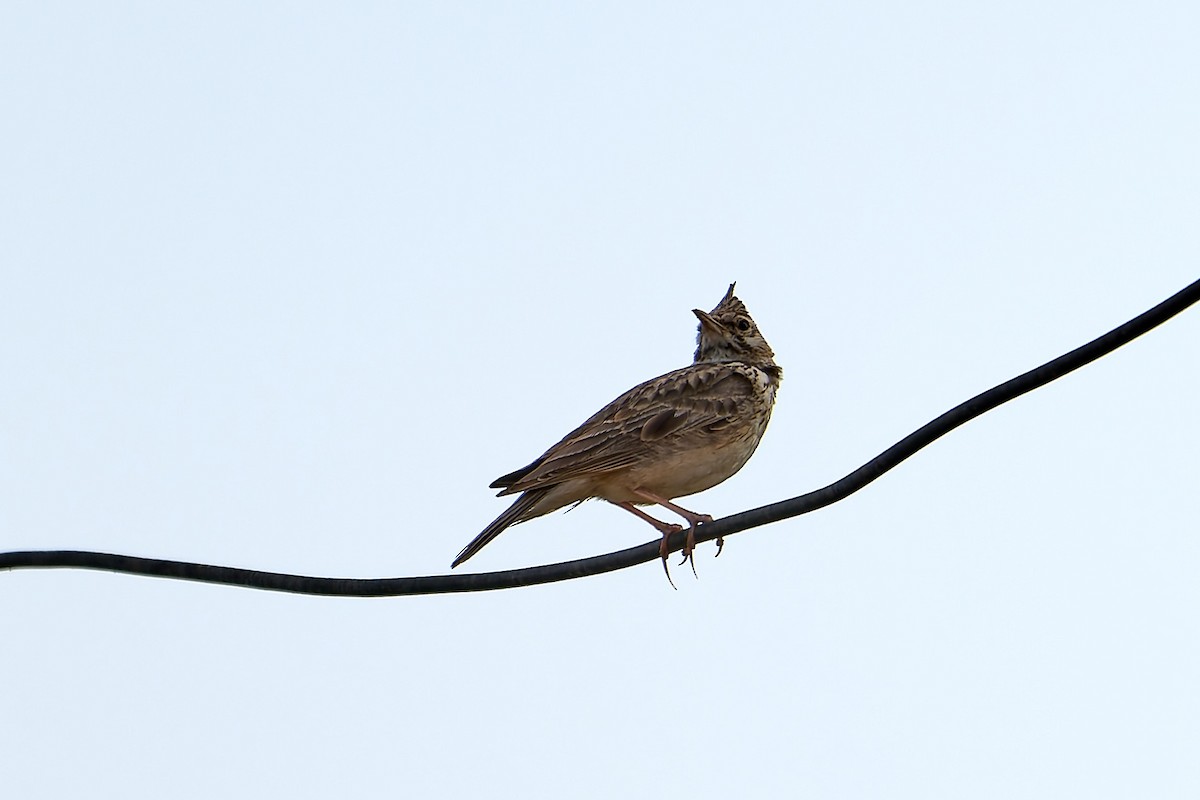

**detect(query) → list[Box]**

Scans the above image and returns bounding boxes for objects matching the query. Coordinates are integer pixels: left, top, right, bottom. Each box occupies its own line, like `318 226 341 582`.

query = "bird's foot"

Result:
657 524 684 590
676 515 714 578
677 526 697 576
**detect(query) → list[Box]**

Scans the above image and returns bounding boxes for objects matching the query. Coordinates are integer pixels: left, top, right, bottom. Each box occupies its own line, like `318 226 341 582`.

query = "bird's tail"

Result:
451 490 545 569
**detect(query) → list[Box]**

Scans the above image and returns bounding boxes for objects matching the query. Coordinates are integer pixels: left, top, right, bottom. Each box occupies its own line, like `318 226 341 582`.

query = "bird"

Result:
451 283 782 584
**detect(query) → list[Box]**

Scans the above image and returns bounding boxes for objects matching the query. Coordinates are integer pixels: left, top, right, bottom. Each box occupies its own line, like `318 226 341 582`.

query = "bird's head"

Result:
692 283 776 366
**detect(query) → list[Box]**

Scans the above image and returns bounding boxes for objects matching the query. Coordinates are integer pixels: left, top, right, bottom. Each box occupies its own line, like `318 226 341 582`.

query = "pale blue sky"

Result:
3 3 1198 798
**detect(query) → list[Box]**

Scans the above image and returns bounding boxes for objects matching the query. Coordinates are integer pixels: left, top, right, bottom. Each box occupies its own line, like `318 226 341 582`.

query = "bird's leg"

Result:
629 489 714 575
614 501 682 589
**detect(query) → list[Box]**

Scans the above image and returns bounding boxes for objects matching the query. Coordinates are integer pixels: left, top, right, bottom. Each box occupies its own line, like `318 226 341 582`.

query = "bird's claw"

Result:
659 524 684 590
657 512 717 587
677 522 704 578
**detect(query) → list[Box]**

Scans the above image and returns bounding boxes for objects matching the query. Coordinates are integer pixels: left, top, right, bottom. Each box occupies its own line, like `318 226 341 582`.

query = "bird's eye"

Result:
736 318 751 332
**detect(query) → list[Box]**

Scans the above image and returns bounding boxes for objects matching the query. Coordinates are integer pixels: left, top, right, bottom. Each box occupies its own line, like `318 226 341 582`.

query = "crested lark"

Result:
451 284 781 582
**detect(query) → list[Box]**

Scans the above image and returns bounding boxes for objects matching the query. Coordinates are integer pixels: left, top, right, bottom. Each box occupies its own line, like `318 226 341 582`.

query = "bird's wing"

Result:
497 362 757 495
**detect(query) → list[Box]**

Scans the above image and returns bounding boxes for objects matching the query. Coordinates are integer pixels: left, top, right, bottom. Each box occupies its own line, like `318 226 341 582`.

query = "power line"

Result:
3 278 1198 596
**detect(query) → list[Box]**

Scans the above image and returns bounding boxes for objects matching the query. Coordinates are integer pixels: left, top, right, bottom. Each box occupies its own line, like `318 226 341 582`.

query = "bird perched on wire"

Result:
451 283 782 584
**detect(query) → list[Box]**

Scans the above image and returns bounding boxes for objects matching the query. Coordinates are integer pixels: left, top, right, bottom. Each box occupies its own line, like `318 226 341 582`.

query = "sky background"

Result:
3 3 1198 798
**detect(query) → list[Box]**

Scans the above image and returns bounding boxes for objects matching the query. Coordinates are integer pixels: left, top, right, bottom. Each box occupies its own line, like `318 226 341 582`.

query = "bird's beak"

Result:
693 309 724 333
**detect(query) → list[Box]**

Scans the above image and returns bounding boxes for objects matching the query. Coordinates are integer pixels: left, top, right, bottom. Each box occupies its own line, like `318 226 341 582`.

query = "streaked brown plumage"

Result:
451 283 781 582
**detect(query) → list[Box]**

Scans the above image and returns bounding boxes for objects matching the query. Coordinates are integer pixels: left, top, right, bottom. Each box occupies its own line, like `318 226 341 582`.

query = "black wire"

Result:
2 278 1197 596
